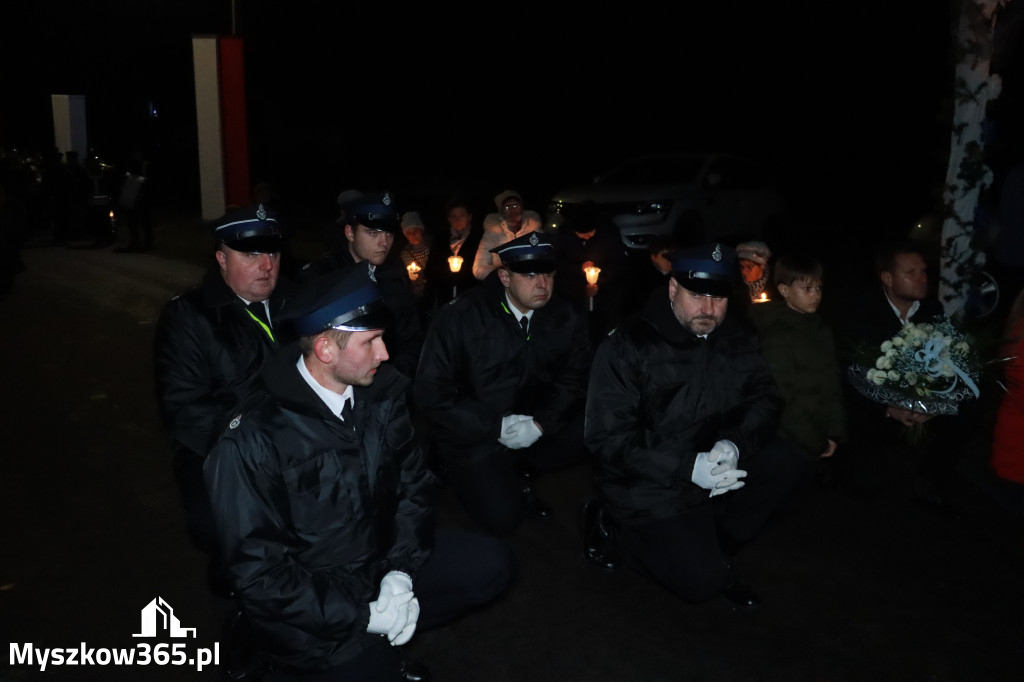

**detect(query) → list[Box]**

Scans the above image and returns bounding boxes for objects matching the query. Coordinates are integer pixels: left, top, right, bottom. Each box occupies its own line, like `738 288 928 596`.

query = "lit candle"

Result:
755 292 770 303
448 255 463 273
406 261 421 281
583 265 601 311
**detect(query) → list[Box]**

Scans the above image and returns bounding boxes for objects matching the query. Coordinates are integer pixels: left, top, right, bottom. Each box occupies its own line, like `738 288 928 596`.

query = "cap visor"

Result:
673 275 732 297
356 216 401 232
224 235 283 254
506 259 556 275
331 306 395 332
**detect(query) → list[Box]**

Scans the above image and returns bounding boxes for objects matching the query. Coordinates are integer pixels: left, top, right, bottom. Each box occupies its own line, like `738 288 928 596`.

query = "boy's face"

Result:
778 278 823 314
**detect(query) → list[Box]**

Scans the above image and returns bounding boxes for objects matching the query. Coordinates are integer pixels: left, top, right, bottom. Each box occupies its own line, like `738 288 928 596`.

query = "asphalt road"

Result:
2 236 1023 682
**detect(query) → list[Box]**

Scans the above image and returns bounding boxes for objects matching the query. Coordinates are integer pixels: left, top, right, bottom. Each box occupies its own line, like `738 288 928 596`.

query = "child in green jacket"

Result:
748 254 847 463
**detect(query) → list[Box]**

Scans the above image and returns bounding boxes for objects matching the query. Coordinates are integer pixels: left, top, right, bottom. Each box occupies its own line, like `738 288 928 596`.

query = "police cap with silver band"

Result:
491 231 556 274
339 191 401 232
289 266 394 336
215 203 283 254
669 242 736 297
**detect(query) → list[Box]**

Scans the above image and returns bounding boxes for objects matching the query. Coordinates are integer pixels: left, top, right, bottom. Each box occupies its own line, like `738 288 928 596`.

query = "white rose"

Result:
892 337 905 347
881 340 893 353
887 370 900 381
875 356 892 370
955 341 969 353
872 371 888 386
904 372 918 385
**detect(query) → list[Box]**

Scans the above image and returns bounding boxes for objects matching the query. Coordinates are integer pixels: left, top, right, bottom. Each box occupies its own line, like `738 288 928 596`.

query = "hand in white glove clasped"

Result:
367 571 419 645
709 440 739 469
499 415 542 449
707 439 746 497
692 448 747 498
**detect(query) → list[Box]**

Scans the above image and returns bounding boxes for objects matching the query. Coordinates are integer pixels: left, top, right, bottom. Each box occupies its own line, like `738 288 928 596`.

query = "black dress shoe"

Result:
581 499 620 571
398 655 432 682
720 579 761 611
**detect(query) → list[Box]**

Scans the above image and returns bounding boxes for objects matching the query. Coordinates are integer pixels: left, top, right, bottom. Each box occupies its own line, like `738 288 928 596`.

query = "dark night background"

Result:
1 1 1023 234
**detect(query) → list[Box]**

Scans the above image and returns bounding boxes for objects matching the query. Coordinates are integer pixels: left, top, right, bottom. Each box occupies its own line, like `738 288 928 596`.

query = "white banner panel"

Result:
50 94 87 161
192 36 226 221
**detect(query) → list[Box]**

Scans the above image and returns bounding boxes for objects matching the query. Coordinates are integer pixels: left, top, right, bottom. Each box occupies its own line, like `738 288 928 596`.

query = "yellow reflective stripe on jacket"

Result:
245 309 275 343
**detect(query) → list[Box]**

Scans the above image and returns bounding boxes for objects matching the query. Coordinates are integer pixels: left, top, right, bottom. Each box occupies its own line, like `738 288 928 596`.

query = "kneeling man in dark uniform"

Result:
583 243 804 608
205 267 513 681
416 232 591 536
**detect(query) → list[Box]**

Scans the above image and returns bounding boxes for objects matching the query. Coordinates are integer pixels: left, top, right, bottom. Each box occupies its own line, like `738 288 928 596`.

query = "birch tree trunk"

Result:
939 0 1008 315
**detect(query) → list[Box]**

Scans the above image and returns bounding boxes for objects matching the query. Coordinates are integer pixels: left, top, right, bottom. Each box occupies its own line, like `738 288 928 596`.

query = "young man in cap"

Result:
582 243 804 607
204 267 513 681
416 231 591 536
301 192 423 380
153 203 290 596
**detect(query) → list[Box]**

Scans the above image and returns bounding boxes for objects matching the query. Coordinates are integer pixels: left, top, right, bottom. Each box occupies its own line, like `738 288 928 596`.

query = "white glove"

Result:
709 440 739 471
692 449 748 498
692 451 721 491
707 439 746 497
367 571 419 645
499 415 540 449
709 468 747 497
391 597 419 646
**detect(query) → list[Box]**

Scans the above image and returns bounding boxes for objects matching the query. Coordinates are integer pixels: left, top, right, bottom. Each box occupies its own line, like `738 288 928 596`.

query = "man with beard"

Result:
582 243 804 608
204 267 513 681
300 191 422 379
416 231 590 536
154 203 291 596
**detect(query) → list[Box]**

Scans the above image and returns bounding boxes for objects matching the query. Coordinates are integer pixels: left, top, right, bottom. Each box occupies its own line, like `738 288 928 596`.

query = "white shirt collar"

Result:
505 294 534 322
885 293 920 325
296 356 354 421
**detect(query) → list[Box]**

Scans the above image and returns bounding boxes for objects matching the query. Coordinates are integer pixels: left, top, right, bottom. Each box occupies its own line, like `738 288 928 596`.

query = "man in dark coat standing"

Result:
204 267 513 681
300 191 423 380
415 232 591 536
583 243 804 607
154 203 291 595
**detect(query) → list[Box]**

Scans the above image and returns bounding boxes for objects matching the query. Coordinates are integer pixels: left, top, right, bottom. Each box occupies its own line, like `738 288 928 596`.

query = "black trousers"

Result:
443 413 586 536
267 529 515 682
617 437 805 603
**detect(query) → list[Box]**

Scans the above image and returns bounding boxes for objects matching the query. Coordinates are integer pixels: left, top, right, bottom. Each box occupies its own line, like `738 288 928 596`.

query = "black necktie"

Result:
248 301 270 327
519 316 529 334
339 399 353 425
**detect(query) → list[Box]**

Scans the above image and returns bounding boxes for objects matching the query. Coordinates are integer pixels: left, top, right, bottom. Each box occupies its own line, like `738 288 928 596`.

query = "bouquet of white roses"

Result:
847 318 981 416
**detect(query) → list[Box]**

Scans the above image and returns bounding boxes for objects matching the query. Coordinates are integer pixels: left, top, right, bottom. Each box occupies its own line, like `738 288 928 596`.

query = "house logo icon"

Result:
132 597 197 638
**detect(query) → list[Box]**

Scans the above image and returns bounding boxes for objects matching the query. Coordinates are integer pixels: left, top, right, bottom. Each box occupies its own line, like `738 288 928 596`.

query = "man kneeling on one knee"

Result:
205 266 513 680
582 242 804 609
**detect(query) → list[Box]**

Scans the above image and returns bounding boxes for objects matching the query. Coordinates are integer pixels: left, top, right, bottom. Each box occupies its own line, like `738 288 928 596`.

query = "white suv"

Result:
546 152 786 250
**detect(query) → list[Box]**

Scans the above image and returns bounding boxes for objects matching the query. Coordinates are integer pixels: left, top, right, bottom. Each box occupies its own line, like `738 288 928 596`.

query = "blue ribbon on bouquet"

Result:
913 337 980 398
